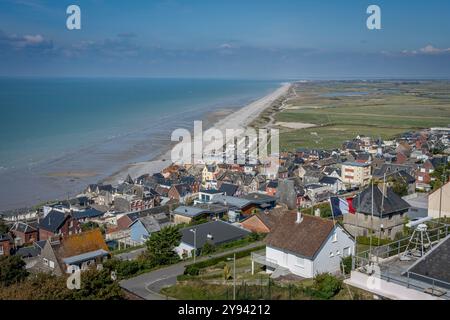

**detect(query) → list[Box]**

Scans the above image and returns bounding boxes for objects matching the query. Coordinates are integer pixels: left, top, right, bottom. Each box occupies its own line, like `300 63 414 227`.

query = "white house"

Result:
253 211 355 278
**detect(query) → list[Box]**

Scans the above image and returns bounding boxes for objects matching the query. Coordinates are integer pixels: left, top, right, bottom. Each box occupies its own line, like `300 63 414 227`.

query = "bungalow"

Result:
171 204 227 225
33 229 109 276
254 211 354 278
168 184 194 204
175 220 250 258
129 213 171 245
38 210 81 241
196 189 224 204
10 222 38 246
318 176 344 194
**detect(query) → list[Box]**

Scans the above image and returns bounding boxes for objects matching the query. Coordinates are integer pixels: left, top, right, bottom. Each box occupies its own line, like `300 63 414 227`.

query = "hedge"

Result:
183 245 265 275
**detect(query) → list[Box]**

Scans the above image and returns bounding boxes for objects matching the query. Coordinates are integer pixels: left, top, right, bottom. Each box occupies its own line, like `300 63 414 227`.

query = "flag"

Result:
330 197 356 217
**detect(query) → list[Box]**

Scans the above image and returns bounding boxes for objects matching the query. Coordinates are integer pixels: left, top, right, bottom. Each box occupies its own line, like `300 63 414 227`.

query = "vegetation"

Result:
263 81 450 151
356 236 392 246
305 273 343 300
430 163 450 190
0 219 8 234
302 202 332 218
340 255 353 275
81 221 106 235
145 225 182 266
0 269 124 300
0 255 29 287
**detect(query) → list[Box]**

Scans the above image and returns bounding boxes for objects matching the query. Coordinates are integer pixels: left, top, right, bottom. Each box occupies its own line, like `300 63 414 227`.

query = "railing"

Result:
251 251 280 270
354 222 450 299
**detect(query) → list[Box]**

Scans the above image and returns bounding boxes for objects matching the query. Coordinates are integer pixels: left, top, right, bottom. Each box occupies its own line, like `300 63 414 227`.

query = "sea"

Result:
0 78 281 211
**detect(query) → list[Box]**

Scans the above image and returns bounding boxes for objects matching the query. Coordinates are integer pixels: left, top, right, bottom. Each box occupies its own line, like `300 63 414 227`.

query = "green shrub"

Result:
184 265 200 276
356 236 391 246
309 273 342 300
340 255 353 275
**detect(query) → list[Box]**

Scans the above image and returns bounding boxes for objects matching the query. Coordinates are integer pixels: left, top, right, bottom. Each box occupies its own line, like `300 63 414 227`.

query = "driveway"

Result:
120 241 264 300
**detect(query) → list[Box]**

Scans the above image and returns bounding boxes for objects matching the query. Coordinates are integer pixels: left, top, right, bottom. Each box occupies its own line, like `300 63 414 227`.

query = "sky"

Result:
1 0 450 79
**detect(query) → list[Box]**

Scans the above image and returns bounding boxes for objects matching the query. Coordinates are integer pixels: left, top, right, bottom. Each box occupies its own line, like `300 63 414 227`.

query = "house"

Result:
171 204 227 225
202 164 218 187
341 162 371 186
196 189 224 204
265 180 279 196
33 229 109 276
72 208 105 223
217 182 240 197
38 210 81 241
10 222 38 246
212 193 277 217
240 207 287 233
428 181 450 219
129 213 171 245
0 233 12 256
343 185 410 240
168 184 194 204
175 220 249 258
319 176 344 194
384 170 416 195
256 211 354 278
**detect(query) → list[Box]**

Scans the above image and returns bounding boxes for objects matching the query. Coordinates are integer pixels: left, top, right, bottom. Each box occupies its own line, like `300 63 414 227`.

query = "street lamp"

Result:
227 253 236 300
190 228 197 263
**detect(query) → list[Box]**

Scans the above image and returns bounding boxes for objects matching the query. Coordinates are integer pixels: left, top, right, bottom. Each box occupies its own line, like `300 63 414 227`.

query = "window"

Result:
43 258 49 266
0 246 3 255
296 257 305 268
49 260 55 269
336 250 341 256
329 252 334 258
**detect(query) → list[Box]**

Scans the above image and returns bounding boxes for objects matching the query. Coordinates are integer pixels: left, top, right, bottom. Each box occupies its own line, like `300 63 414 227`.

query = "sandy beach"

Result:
104 83 291 185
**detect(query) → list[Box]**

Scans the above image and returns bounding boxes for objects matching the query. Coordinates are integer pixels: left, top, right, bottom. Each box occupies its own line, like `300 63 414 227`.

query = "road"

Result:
119 241 264 300
115 247 147 261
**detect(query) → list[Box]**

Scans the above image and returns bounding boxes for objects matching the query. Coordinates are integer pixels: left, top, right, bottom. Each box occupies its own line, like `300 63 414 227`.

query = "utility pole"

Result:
190 228 197 264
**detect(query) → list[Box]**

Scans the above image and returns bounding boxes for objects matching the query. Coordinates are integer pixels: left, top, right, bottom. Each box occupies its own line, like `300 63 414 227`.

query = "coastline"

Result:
103 82 292 185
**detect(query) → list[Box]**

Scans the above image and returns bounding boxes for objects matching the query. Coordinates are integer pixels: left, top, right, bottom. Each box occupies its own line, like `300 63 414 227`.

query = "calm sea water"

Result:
0 78 280 210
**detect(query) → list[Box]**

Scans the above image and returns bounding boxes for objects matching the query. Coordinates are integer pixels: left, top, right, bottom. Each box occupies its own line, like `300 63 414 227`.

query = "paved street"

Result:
115 247 147 261
120 242 264 300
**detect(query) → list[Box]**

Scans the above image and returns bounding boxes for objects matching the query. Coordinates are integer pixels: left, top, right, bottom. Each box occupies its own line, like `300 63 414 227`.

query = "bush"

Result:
201 242 216 256
308 273 342 300
340 255 353 275
184 265 200 276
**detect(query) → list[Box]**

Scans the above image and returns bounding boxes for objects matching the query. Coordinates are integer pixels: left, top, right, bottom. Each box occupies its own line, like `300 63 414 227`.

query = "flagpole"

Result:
369 179 374 262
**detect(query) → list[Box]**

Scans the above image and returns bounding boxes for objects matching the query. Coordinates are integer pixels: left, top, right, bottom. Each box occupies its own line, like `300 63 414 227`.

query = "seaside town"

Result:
1 97 449 300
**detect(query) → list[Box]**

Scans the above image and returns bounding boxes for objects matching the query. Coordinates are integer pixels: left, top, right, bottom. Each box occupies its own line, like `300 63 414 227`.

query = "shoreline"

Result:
103 82 292 185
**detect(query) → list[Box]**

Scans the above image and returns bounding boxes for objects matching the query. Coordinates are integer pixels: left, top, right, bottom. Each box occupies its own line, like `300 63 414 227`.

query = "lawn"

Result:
161 252 374 300
266 80 450 151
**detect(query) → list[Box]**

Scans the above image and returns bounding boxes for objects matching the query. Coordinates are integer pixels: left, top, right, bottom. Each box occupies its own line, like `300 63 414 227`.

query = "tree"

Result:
391 179 408 197
71 269 123 300
201 242 216 256
0 219 8 234
0 255 29 287
145 225 182 266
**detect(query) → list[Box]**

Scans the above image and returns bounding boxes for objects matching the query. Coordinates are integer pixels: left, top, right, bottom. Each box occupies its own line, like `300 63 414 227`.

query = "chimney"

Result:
296 210 303 224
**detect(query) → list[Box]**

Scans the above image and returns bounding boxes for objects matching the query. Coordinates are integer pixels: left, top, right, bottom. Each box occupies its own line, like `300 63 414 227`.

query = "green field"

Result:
269 81 450 151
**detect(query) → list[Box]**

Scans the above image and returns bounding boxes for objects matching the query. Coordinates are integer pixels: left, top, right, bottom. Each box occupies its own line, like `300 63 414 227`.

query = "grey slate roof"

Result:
180 220 249 248
218 183 239 196
352 186 410 217
408 235 450 288
39 210 67 233
72 208 104 220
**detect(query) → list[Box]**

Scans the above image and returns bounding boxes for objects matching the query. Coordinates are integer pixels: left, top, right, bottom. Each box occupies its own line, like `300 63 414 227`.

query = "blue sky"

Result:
1 0 450 78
